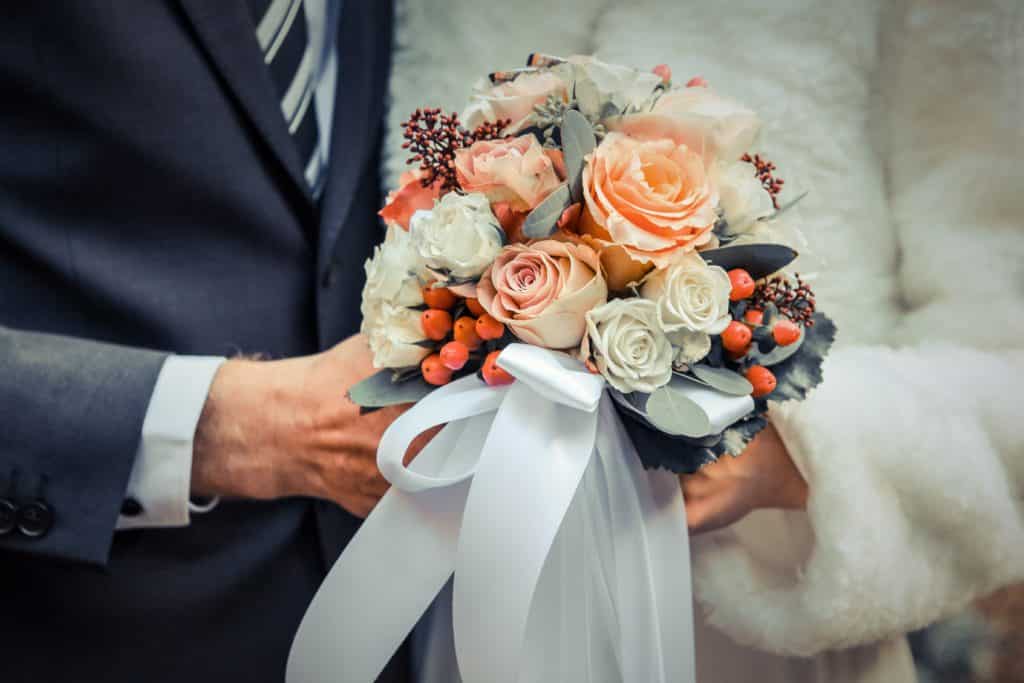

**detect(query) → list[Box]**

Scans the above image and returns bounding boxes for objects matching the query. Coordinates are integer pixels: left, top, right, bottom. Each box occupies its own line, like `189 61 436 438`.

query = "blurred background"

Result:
912 585 1024 682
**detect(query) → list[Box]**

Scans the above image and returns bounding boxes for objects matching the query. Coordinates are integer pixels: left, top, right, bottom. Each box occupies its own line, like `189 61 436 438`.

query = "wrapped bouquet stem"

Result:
288 345 697 682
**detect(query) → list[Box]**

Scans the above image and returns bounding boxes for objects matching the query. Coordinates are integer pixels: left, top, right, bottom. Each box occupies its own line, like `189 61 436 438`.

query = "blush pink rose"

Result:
477 239 607 349
463 71 567 134
455 135 564 213
378 169 441 230
609 86 761 162
579 131 718 290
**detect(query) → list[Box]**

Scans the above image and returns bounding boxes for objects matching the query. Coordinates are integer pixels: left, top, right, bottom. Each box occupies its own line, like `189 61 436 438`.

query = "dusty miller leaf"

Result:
768 312 836 402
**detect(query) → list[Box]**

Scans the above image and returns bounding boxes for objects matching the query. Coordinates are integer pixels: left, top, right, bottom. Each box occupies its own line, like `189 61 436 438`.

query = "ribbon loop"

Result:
495 344 605 413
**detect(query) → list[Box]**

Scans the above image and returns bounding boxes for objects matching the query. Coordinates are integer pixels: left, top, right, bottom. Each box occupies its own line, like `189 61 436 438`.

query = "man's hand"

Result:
680 423 808 535
190 335 428 518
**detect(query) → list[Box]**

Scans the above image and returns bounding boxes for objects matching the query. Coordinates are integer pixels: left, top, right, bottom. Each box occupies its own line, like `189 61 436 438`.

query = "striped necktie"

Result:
246 0 327 197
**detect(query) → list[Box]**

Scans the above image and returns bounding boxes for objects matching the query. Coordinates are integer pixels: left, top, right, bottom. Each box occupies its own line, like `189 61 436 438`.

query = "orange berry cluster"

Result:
720 268 802 398
418 285 513 388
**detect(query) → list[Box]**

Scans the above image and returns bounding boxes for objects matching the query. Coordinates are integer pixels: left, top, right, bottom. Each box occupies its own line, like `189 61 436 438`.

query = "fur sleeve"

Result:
693 345 1024 655
689 0 1024 656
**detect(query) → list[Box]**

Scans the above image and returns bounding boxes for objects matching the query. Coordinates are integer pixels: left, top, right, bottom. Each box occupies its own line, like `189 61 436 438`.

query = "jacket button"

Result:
121 498 143 517
0 498 16 536
17 500 53 538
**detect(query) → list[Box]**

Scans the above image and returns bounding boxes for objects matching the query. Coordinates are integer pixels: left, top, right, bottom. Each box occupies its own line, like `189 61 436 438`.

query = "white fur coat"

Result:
384 0 1024 676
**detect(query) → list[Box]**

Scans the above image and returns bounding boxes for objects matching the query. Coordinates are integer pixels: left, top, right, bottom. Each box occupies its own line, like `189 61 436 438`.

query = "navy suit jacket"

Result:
0 2 406 681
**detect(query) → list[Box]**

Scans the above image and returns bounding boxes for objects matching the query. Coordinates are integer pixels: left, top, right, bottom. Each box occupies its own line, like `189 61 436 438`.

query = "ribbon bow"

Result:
287 344 696 683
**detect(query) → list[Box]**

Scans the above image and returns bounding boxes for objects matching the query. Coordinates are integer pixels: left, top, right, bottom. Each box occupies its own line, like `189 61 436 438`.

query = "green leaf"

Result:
348 370 435 409
522 183 570 239
700 244 798 280
690 365 753 396
561 109 596 203
768 313 836 402
644 384 712 438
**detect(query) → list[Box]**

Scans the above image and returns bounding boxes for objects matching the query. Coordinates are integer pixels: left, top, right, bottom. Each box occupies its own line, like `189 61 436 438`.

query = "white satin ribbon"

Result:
287 344 696 683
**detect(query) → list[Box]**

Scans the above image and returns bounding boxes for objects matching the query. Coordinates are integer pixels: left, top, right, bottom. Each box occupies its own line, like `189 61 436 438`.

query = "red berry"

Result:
440 341 469 371
421 285 457 310
772 319 801 346
453 316 482 349
420 309 453 341
745 365 777 398
728 268 756 301
721 320 753 353
475 313 505 341
743 309 764 326
421 354 453 386
481 350 514 386
465 297 485 317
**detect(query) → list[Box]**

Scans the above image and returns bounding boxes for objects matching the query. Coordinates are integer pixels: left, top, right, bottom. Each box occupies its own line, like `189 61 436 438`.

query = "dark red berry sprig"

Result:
749 274 817 327
401 108 511 191
740 153 785 209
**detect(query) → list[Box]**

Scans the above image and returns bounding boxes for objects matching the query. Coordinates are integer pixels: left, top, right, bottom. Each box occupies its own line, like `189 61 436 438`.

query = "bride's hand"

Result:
679 423 808 535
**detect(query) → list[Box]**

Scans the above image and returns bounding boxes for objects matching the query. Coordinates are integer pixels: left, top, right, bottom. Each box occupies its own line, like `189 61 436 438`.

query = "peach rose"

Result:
378 169 441 230
579 132 718 290
463 71 568 134
455 135 564 213
610 86 761 162
477 240 607 349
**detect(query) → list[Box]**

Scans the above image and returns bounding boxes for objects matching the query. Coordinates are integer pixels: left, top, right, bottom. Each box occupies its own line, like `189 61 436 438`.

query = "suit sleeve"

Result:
0 325 168 565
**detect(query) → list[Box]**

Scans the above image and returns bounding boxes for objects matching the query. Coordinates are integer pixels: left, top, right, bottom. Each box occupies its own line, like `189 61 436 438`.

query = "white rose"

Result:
560 56 664 121
409 192 504 279
640 254 732 334
361 299 430 369
362 224 425 307
581 298 674 394
714 161 775 234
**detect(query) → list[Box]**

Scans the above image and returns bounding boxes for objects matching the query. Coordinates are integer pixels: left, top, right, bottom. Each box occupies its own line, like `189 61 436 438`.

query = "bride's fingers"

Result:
685 485 748 535
679 472 716 501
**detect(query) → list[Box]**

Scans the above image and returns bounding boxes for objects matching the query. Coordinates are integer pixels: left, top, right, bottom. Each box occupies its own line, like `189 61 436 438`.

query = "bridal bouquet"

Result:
288 54 834 683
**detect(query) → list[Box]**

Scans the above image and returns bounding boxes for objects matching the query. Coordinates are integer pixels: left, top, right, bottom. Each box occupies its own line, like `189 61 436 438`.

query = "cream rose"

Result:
361 300 430 369
581 298 674 394
463 71 567 134
409 192 504 279
362 224 425 307
714 161 774 234
579 131 719 290
455 135 564 212
477 239 607 349
640 254 732 334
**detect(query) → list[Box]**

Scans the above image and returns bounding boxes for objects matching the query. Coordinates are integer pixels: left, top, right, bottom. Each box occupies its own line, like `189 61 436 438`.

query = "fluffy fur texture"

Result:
385 0 1024 665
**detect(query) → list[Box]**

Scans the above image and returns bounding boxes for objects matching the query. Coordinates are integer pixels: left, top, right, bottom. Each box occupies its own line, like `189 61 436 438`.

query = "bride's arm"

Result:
595 0 1024 656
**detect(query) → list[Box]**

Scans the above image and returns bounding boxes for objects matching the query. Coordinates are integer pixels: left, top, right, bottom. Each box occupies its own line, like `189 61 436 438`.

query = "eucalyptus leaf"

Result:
522 183 570 238
768 313 836 402
561 109 596 203
348 370 435 409
691 365 754 396
645 385 712 438
700 244 798 280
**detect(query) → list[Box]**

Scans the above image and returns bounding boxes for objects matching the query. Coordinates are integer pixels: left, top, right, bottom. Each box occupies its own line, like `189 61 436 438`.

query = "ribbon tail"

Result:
452 381 599 683
287 416 490 683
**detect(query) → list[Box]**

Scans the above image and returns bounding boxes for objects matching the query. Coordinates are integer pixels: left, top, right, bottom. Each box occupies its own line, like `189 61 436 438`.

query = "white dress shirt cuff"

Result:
117 355 226 530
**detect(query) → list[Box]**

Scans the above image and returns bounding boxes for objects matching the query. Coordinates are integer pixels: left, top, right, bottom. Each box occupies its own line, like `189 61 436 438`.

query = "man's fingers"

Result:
404 425 443 465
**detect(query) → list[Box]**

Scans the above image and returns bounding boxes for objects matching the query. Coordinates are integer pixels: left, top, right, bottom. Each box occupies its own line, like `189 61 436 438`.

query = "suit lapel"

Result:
316 0 388 276
176 0 313 204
